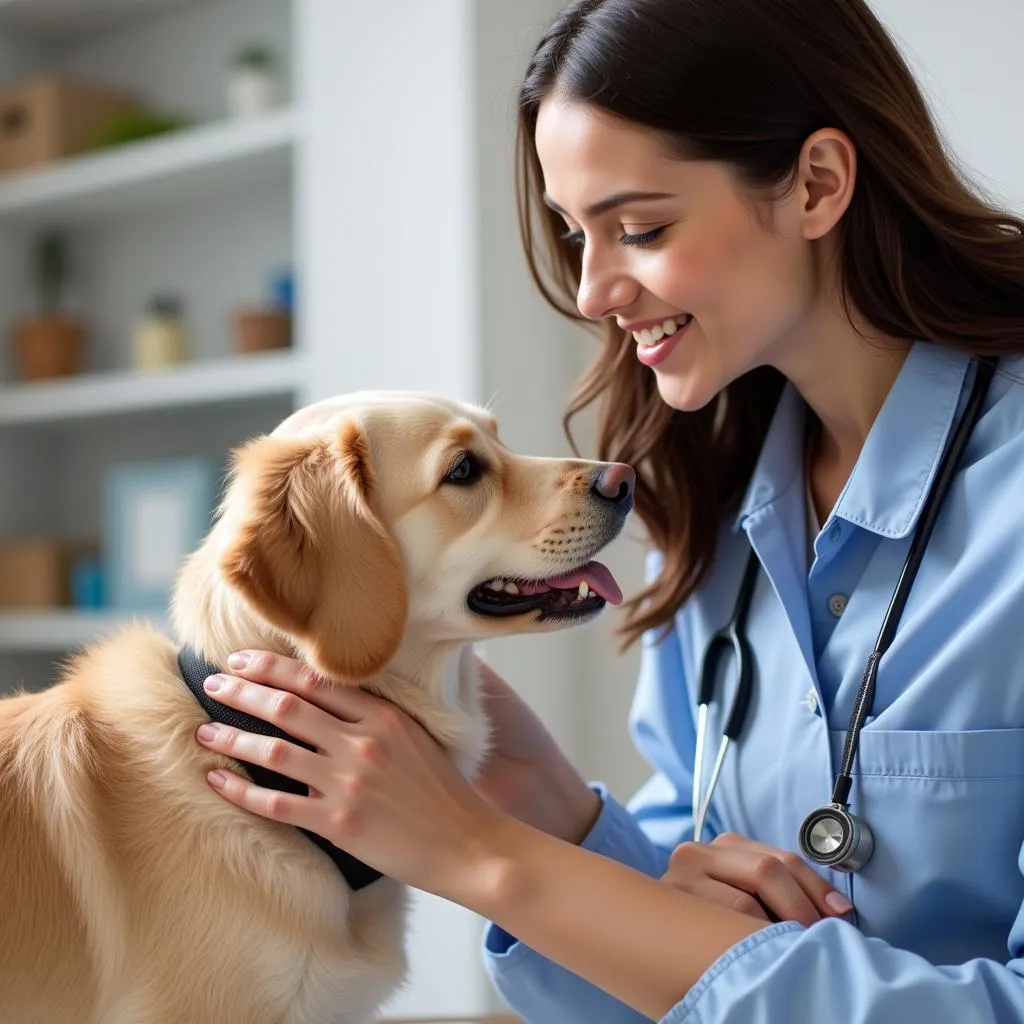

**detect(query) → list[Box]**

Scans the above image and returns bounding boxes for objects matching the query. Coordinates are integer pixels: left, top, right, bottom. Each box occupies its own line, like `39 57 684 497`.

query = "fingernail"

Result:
197 724 219 742
227 652 250 670
204 674 225 693
825 891 854 915
207 770 226 789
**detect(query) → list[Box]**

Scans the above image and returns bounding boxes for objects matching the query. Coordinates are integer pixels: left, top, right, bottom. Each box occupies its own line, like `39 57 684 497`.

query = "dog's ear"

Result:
220 420 407 681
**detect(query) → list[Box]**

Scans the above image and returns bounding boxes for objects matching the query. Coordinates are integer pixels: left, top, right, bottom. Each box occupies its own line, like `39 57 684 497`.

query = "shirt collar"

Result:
734 342 971 538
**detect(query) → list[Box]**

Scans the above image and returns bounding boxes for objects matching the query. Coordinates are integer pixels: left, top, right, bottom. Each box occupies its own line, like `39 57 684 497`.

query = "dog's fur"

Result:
0 392 631 1024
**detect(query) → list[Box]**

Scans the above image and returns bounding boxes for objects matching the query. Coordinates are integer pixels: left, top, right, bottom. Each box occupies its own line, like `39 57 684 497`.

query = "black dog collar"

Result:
178 645 383 891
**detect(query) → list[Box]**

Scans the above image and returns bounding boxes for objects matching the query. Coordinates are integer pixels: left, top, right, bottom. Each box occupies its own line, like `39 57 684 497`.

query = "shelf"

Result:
0 107 299 225
0 609 171 653
0 348 303 427
0 0 205 42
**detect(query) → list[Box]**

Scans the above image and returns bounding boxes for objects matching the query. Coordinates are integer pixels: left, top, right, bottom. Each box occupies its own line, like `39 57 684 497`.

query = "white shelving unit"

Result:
0 348 303 426
0 0 301 675
0 107 300 225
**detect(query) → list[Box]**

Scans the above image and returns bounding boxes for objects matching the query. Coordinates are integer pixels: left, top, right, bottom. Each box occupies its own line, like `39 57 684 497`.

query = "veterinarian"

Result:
194 1 1024 1020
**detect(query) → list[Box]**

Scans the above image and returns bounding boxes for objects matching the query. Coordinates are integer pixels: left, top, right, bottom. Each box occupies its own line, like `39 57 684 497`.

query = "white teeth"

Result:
633 315 689 347
578 581 590 600
504 582 520 595
486 580 504 591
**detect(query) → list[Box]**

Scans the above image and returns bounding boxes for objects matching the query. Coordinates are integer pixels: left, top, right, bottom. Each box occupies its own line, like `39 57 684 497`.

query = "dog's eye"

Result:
445 453 484 485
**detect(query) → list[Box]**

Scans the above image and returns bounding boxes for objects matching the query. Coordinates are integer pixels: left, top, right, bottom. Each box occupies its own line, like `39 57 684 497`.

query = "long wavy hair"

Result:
516 0 1024 648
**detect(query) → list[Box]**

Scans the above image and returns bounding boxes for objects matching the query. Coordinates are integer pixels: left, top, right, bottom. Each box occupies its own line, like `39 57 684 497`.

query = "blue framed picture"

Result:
103 457 217 612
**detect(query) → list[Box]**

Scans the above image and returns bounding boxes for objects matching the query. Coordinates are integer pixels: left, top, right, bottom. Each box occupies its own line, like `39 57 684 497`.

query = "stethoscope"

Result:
692 357 996 872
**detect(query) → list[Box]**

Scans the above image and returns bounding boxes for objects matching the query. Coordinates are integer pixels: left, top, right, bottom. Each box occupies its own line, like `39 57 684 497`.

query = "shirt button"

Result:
804 688 819 715
828 522 841 542
828 593 848 617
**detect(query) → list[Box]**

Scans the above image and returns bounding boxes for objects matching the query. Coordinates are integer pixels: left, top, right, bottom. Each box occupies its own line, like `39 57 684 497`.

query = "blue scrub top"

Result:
484 342 1024 1023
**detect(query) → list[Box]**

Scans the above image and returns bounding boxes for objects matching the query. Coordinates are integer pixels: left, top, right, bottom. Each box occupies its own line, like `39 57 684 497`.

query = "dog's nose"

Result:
591 463 636 512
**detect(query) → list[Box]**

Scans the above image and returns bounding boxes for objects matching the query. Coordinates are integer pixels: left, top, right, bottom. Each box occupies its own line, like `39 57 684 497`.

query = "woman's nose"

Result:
576 249 638 321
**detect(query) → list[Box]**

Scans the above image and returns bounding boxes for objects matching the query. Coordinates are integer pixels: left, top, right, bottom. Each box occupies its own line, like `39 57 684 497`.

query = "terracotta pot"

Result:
12 315 85 380
232 309 291 354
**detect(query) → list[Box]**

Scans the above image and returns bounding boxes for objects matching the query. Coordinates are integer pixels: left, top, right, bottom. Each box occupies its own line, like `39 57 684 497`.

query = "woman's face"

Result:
534 96 824 412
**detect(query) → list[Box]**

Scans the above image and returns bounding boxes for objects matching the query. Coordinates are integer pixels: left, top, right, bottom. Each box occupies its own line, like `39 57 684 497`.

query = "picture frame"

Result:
103 456 217 611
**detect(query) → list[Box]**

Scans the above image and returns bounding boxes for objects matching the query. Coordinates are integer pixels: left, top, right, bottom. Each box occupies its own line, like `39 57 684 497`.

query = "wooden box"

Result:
0 538 79 608
0 74 139 175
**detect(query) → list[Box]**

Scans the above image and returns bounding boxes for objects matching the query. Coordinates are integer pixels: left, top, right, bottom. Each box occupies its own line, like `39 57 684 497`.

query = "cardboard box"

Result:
0 538 86 608
0 73 139 175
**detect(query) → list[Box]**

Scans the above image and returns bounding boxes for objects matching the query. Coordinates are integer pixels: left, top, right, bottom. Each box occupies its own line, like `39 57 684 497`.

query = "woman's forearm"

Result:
455 815 765 1021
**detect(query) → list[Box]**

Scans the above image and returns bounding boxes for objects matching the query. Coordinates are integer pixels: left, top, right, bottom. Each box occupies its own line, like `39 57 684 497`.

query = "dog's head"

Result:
181 392 633 683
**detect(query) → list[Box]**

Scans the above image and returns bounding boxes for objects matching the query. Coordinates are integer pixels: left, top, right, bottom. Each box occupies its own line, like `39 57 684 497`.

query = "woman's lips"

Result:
635 315 692 367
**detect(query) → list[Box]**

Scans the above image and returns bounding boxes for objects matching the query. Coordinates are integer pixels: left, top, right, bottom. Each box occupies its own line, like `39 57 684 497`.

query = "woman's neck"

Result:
778 296 912 523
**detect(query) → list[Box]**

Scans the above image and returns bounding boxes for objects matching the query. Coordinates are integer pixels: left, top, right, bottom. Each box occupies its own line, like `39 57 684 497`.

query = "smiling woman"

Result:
516 0 1024 649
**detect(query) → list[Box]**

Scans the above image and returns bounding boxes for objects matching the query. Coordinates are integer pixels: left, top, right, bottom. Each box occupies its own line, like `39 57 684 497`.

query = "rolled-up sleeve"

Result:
663 914 1024 1024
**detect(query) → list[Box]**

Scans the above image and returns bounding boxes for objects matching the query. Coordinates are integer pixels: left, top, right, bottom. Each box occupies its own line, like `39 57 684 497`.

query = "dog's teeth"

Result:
578 581 589 600
486 580 504 592
504 582 520 595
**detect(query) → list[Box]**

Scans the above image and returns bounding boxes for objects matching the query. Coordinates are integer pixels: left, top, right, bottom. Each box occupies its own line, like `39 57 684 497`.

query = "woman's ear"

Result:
220 421 408 681
797 128 857 241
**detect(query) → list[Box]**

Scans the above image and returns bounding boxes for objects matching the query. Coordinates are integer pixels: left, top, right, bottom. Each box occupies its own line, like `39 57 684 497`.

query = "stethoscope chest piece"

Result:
798 803 874 873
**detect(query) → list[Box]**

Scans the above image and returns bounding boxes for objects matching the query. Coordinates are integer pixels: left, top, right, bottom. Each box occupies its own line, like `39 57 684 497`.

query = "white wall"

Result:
299 0 478 407
869 0 1024 212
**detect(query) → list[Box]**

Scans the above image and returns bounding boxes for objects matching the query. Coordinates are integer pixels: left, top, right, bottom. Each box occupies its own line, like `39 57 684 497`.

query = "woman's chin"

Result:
654 371 719 414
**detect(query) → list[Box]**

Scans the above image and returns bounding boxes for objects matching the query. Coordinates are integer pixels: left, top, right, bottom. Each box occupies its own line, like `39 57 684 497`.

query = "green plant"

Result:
233 43 276 71
33 232 69 315
88 109 189 150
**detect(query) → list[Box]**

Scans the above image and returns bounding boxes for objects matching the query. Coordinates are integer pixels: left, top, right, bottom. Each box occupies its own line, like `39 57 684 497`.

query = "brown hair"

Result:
516 0 1024 648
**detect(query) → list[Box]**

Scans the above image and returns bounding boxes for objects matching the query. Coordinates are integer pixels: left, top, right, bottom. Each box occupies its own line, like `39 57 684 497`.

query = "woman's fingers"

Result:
197 720 324 790
664 840 832 927
223 650 376 722
205 765 322 832
685 874 772 922
202 673 335 750
712 832 852 918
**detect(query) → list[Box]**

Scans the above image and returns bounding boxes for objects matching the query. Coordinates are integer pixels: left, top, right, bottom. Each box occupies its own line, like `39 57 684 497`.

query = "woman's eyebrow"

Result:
542 190 675 218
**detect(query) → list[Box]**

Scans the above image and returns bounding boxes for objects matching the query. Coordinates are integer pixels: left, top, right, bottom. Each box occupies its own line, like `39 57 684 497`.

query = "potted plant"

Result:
11 231 85 380
227 43 282 118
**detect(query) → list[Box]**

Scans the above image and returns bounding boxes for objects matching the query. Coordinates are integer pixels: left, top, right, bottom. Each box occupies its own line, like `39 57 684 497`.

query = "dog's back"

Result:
0 683 106 1022
0 626 407 1024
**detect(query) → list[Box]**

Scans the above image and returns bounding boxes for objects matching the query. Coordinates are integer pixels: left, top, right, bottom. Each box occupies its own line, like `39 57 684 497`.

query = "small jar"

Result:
133 295 186 370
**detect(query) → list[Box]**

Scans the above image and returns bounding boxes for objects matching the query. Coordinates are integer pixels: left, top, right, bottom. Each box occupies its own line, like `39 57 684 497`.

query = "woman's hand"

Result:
194 650 503 897
661 832 854 926
472 659 602 845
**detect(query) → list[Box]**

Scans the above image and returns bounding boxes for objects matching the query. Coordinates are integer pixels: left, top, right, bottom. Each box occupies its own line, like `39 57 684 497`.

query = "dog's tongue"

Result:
545 561 622 605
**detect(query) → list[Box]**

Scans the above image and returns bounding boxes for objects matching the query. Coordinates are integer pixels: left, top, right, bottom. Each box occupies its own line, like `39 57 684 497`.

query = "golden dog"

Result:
0 391 634 1023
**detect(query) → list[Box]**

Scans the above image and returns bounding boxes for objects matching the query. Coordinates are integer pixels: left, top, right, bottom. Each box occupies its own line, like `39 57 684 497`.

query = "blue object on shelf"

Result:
70 553 106 609
270 267 294 313
103 457 217 612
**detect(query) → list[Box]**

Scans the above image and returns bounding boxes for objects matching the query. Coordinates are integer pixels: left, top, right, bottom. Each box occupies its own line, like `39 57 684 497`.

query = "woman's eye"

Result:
620 226 666 248
445 453 484 485
561 227 585 248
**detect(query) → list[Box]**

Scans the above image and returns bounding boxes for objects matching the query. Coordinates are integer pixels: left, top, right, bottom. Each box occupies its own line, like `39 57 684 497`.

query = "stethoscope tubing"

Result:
691 357 997 868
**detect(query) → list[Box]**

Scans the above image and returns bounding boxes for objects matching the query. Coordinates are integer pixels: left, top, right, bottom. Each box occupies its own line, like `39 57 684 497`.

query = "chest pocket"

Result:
837 727 1024 965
